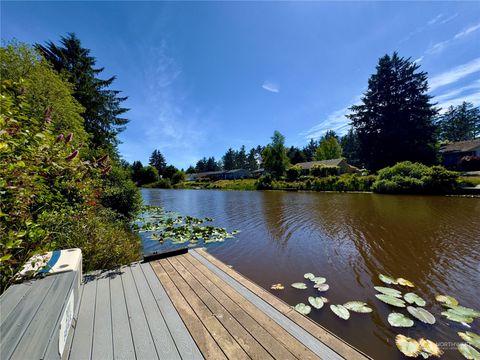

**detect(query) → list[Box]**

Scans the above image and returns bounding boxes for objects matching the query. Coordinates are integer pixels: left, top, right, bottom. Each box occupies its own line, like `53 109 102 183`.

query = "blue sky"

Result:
2 2 479 169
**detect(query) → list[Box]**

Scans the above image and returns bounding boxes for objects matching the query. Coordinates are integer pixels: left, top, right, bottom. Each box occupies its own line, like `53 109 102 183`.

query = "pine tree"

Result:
341 129 361 167
348 52 438 171
235 145 248 169
222 148 237 170
149 149 167 176
437 102 480 142
247 148 259 171
302 139 318 161
36 33 129 150
287 146 307 164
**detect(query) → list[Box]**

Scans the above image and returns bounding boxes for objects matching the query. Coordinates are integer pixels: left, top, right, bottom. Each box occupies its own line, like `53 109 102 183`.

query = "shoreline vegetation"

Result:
144 162 480 195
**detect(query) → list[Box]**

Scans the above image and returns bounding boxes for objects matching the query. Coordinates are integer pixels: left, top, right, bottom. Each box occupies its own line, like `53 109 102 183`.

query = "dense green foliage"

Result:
315 131 343 160
348 53 438 171
286 165 302 181
36 33 129 150
310 164 339 177
340 129 361 167
149 149 167 176
372 161 458 194
436 102 480 142
262 131 290 178
0 42 141 292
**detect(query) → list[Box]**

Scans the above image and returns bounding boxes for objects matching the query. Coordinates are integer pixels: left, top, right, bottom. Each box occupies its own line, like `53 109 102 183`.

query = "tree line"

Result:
182 52 479 177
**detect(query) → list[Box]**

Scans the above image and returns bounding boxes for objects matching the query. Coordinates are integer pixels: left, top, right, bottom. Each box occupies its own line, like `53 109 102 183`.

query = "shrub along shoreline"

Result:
146 161 474 195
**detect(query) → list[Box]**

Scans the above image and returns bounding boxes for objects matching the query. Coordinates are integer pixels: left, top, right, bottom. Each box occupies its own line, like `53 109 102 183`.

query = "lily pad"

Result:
374 286 402 298
436 294 459 306
397 278 415 288
304 273 315 280
294 303 311 315
270 283 284 290
459 332 480 350
419 338 443 357
343 301 373 313
312 277 326 284
330 305 350 320
458 343 480 360
314 283 329 292
442 310 474 324
291 282 308 289
446 305 480 318
404 292 426 307
407 306 436 324
308 296 325 309
375 294 406 307
379 273 398 285
395 334 421 358
388 312 414 327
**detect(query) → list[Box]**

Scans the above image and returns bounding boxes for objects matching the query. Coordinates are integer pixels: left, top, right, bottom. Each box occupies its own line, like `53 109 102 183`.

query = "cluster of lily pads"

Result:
133 205 240 245
272 271 480 359
272 272 373 320
377 273 480 359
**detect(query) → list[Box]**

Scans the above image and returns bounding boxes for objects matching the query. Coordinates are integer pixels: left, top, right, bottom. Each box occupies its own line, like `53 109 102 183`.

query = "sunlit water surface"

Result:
141 188 480 359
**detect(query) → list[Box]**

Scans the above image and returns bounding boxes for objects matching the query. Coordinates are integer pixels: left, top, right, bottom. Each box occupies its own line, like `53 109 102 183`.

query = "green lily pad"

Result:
314 283 329 292
312 277 326 284
442 310 474 324
446 305 480 318
436 294 459 306
308 296 325 309
388 312 414 327
374 286 402 298
397 278 415 287
291 282 308 289
458 343 480 360
304 273 315 280
330 304 350 320
407 306 436 324
459 332 480 350
395 334 421 358
343 301 372 313
375 294 406 307
294 303 311 315
379 273 398 285
404 292 426 307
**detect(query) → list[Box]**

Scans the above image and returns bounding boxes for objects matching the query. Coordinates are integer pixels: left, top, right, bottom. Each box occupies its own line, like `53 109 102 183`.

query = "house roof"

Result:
295 158 345 169
439 139 480 153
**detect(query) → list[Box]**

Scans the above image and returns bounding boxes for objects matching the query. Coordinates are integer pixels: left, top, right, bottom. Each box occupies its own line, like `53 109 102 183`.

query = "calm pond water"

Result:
141 188 480 359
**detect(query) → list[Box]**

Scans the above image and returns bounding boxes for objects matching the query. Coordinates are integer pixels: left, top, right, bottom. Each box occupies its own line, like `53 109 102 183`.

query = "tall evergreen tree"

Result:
287 146 307 164
36 33 129 150
348 52 438 171
437 102 480 142
247 148 259 171
149 149 167 176
206 157 220 171
262 131 290 178
222 148 237 170
302 139 318 161
196 157 208 172
341 129 361 167
235 145 248 169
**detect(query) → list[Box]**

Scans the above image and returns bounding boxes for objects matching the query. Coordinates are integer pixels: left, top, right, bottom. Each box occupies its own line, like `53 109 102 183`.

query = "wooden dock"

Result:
67 248 369 360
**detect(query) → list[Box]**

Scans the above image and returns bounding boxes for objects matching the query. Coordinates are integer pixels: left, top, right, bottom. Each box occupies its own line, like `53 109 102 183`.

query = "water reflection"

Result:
141 189 480 359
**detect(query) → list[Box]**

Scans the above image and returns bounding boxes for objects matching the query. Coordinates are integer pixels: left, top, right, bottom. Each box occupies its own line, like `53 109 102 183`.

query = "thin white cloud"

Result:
428 14 444 26
439 13 458 25
414 56 424 64
301 96 362 140
437 92 480 113
433 79 480 103
454 23 480 39
427 22 480 54
262 81 280 93
429 57 480 91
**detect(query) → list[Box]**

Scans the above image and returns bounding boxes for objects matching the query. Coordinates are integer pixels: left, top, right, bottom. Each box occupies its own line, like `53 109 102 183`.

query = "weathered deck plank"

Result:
130 263 181 360
92 272 113 360
151 260 227 359
159 258 249 360
140 262 203 360
181 253 319 360
168 256 274 360
191 249 365 360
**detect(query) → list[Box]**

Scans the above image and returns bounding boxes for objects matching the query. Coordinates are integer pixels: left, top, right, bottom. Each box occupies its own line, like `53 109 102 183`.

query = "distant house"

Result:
187 169 250 181
251 168 265 178
439 139 480 169
295 158 360 175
